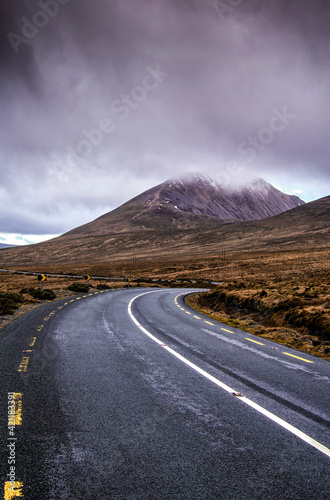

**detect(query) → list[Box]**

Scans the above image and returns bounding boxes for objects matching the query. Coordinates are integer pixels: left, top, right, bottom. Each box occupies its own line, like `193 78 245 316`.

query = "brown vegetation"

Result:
185 250 329 360
1 248 329 360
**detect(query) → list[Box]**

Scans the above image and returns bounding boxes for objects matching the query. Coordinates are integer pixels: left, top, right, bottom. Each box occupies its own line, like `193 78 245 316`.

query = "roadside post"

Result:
38 274 46 291
85 275 91 288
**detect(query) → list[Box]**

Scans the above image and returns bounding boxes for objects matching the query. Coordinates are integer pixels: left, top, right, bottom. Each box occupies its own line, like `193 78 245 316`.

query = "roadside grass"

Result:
186 277 330 360
67 283 91 293
0 288 57 317
0 292 25 316
20 287 56 300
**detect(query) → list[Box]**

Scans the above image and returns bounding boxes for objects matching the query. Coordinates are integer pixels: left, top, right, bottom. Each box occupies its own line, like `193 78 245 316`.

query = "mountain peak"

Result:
168 172 279 194
166 171 213 188
65 173 305 236
160 173 304 220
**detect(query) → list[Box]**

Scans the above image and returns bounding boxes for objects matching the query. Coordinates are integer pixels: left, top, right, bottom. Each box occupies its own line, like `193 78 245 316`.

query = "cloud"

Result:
0 0 329 237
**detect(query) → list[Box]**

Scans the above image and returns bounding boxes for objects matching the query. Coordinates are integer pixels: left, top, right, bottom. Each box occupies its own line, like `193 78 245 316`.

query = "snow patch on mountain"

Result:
147 173 305 222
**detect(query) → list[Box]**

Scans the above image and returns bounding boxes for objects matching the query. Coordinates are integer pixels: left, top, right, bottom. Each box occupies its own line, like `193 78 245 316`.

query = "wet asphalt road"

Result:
1 287 330 499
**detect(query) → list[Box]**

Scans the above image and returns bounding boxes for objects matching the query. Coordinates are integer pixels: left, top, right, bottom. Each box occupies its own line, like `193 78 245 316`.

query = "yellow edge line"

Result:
245 338 265 346
283 352 314 363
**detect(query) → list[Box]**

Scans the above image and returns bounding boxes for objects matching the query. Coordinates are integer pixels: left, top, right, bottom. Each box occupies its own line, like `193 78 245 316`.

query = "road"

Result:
1 287 329 499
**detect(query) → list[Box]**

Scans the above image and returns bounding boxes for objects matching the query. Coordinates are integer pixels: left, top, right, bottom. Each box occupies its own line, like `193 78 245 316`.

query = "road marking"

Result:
4 481 24 499
221 328 234 333
29 338 37 347
128 290 330 459
174 292 222 330
245 338 265 346
18 357 29 373
283 352 314 364
8 393 23 426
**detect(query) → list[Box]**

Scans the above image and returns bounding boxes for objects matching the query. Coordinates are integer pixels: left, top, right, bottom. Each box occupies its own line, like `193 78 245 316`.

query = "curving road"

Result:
1 287 330 499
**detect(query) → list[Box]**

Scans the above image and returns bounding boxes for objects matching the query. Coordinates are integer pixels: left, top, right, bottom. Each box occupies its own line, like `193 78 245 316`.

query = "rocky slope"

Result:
65 173 304 236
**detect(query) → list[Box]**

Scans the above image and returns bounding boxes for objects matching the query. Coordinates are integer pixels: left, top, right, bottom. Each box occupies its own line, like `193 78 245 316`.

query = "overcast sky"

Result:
1 0 329 245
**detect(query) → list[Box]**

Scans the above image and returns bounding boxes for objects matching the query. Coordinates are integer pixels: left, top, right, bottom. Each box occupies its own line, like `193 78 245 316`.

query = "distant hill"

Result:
0 243 17 249
0 175 327 267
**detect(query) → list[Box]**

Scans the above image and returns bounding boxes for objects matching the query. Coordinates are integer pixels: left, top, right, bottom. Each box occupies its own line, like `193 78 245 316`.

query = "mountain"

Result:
0 174 327 267
0 243 17 249
65 173 304 236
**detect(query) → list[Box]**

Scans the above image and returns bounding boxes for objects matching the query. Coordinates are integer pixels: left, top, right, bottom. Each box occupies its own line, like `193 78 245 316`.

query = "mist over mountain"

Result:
65 173 305 236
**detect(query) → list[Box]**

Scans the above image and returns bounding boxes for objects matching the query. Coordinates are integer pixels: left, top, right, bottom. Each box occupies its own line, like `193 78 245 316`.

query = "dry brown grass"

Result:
2 247 328 280
1 248 329 360
185 250 329 360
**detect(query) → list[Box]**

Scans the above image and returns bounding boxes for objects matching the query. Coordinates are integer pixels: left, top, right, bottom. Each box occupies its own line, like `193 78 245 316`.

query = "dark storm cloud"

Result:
0 2 40 93
0 0 329 237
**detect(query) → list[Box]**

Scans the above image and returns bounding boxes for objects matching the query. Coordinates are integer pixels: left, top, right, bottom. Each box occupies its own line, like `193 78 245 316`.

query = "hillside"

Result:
0 176 328 267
